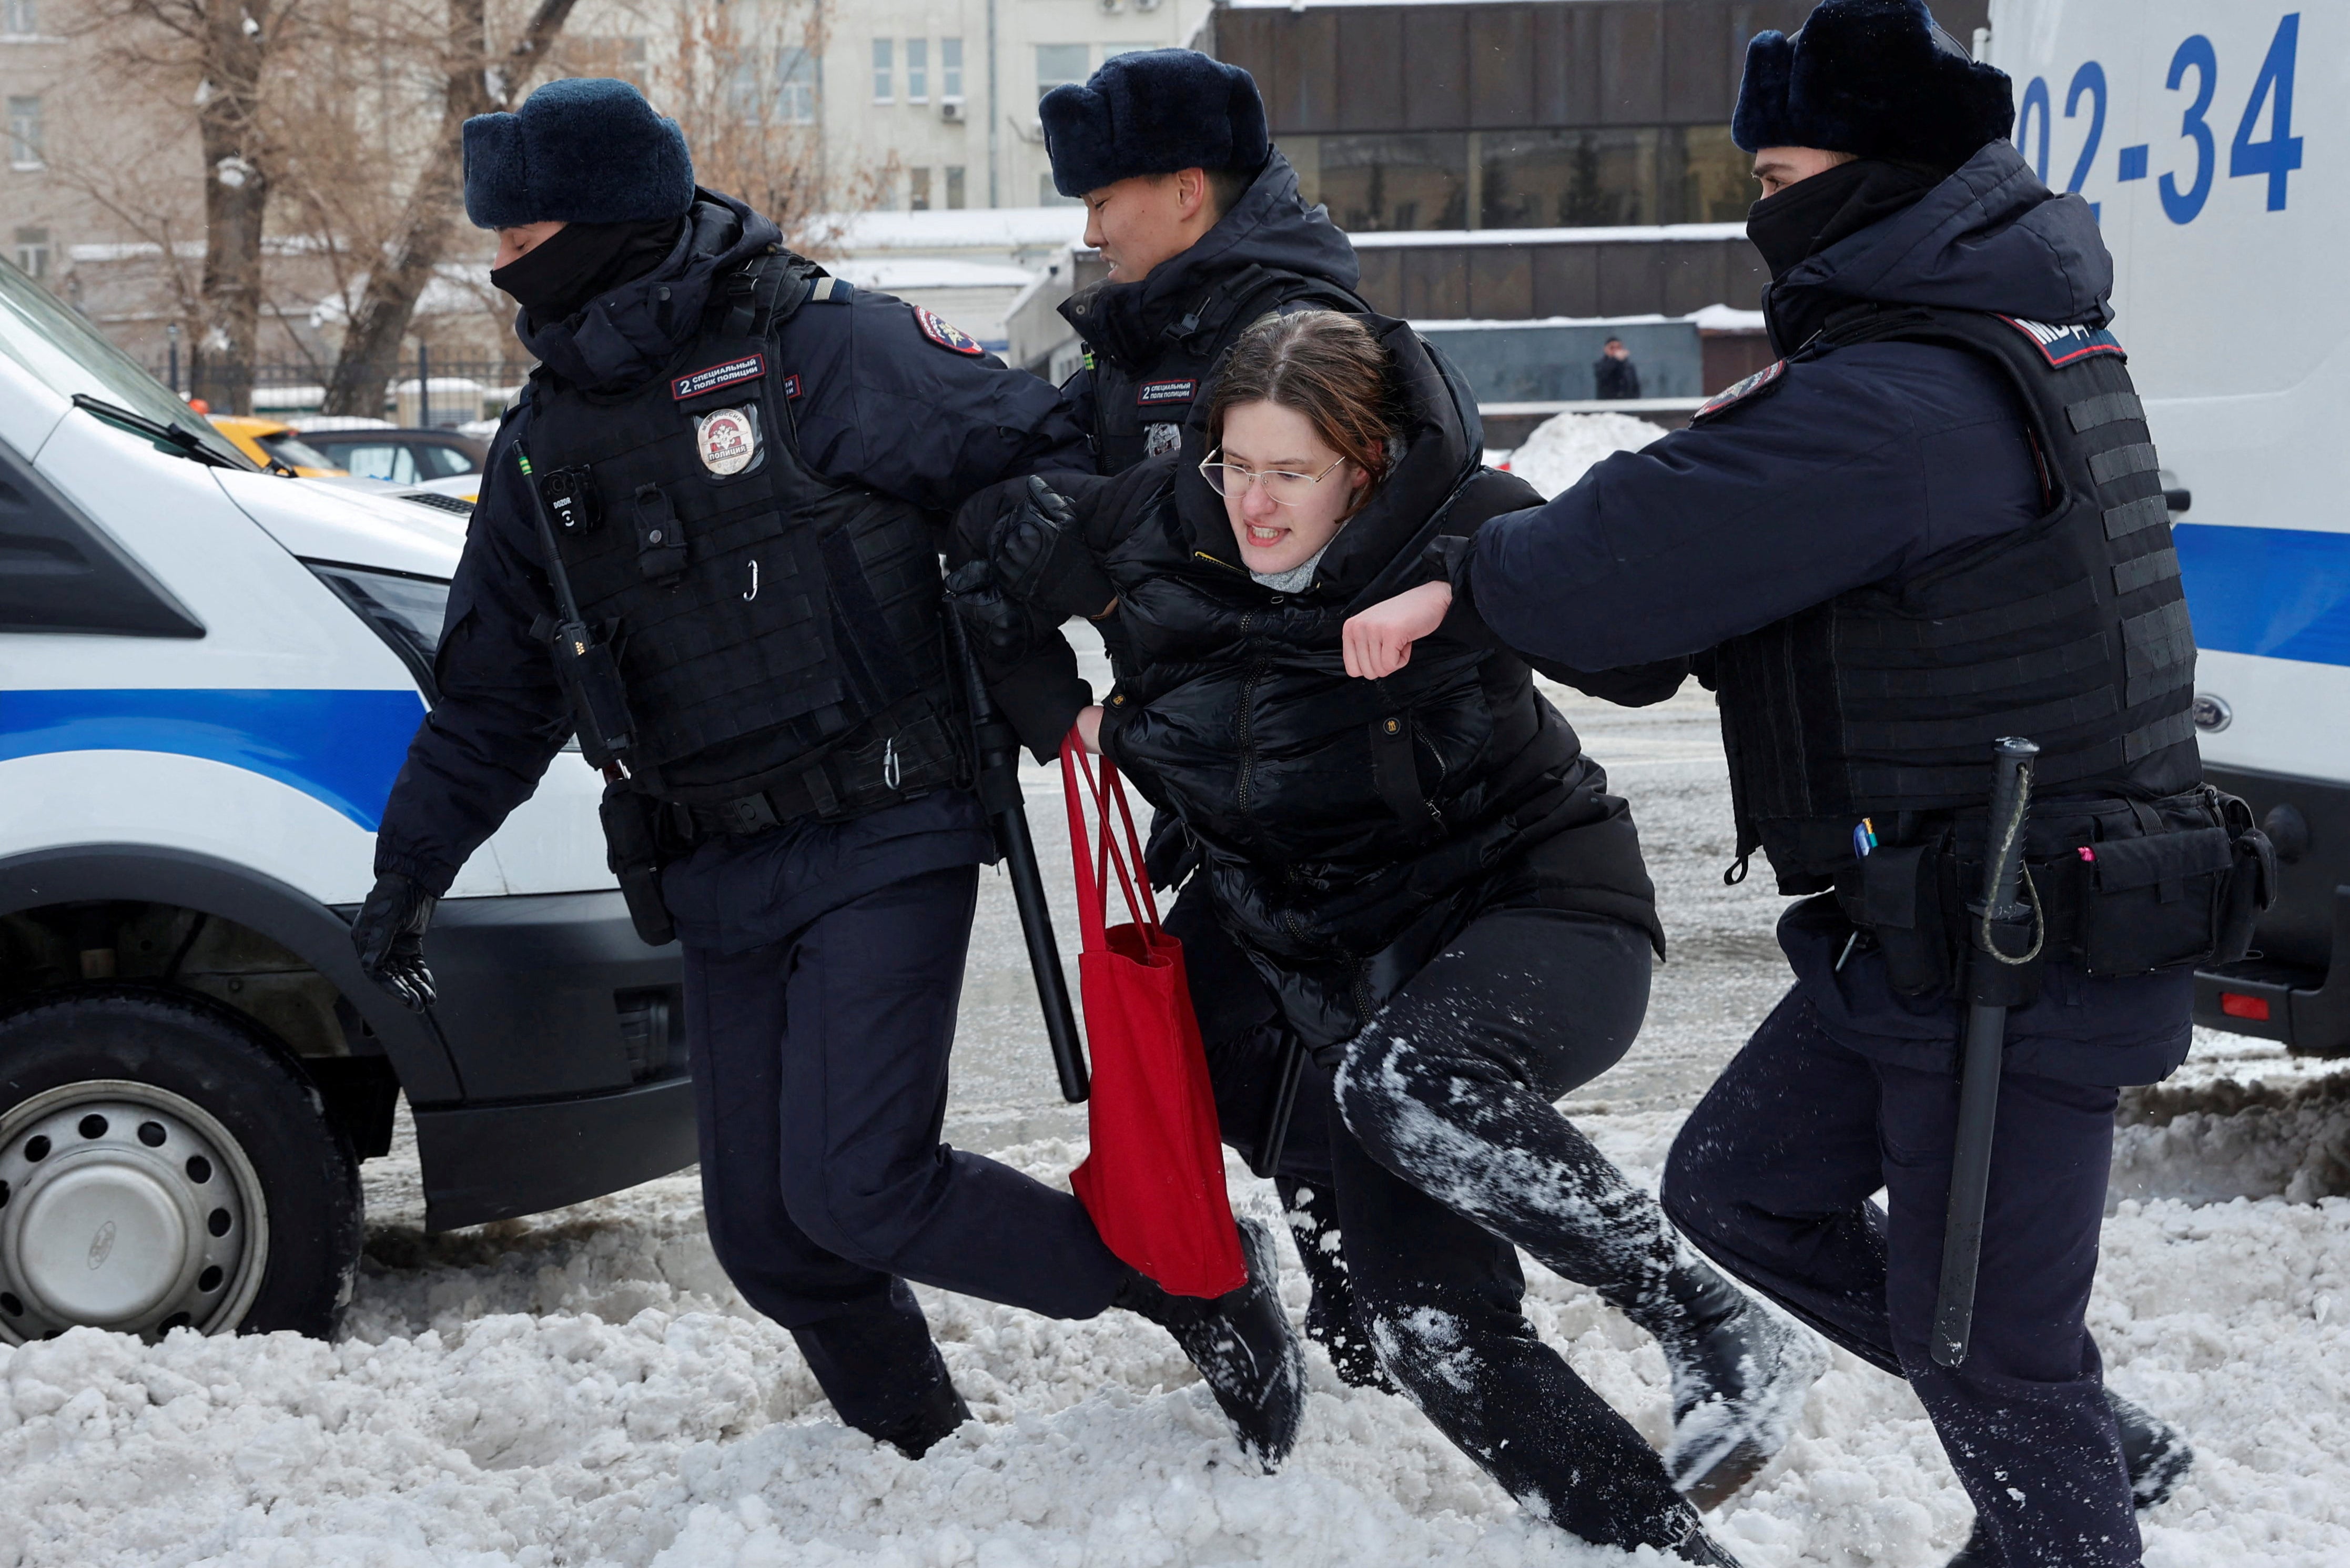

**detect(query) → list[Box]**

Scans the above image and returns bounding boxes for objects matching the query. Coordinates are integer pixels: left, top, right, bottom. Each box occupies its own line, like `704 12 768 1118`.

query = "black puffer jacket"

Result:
967 316 1676 1048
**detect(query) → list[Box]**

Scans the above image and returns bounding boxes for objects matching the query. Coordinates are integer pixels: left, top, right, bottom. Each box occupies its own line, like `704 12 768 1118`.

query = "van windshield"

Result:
0 258 255 469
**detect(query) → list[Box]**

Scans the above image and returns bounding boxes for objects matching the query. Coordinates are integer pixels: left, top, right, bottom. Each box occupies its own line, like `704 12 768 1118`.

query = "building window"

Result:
941 38 963 101
14 226 47 278
6 96 41 169
1305 134 1470 232
1481 129 1658 228
906 38 927 104
777 45 817 125
945 166 966 210
909 168 931 211
872 38 893 104
2 2 34 39
1036 44 1088 100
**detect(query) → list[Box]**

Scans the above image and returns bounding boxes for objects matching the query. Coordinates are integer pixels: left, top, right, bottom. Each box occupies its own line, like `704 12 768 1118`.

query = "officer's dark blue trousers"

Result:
1663 992 2136 1567
681 864 1127 1433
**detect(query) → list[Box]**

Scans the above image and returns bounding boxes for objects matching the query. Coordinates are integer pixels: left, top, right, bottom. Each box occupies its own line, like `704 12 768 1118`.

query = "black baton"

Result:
942 605 1089 1103
1931 735 2041 1369
1250 1038 1309 1181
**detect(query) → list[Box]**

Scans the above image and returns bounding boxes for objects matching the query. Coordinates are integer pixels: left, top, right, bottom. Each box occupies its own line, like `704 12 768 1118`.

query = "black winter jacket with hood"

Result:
966 316 1676 1049
1059 150 1364 473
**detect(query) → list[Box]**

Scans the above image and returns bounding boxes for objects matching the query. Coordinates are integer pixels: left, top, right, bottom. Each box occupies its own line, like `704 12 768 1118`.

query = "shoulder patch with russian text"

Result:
1691 359 1787 423
914 307 984 355
1997 316 2125 367
1137 378 1198 407
673 354 767 400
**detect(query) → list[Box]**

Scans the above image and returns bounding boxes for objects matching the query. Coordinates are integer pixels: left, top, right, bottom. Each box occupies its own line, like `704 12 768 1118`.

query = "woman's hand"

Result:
1343 581 1453 680
1075 704 1105 755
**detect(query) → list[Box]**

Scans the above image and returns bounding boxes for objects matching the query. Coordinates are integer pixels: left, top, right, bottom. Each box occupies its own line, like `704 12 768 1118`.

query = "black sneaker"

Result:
869 1375 973 1460
1113 1217 1308 1470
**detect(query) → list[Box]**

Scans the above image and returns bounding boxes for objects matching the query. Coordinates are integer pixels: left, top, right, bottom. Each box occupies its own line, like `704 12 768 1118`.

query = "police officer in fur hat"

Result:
1342 4 2235 1560
347 77 1305 1468
1022 47 1387 1387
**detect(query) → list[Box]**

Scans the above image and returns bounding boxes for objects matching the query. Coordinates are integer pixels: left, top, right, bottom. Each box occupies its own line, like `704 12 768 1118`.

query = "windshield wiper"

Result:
70 393 245 470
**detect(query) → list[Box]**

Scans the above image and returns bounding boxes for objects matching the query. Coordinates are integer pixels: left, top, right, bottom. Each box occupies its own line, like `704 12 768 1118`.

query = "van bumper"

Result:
411 1075 699 1232
2194 765 2350 1057
350 887 698 1230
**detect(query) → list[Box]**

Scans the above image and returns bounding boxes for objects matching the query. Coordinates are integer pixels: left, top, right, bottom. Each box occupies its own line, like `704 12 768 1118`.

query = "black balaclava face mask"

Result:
1746 157 1948 281
490 215 686 327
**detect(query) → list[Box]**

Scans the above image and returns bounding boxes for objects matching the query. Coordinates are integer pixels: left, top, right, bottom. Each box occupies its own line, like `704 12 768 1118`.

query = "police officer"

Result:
346 77 1303 1468
1341 3 2229 1560
1028 47 1389 1385
1042 48 1366 476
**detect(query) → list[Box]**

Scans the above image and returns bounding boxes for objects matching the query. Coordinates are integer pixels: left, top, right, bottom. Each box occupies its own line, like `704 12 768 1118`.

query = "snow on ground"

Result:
2 687 2347 1567
1508 411 1670 499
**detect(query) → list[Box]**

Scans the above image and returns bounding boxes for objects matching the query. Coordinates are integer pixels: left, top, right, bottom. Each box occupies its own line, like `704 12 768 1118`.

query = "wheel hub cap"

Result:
0 1084 263 1343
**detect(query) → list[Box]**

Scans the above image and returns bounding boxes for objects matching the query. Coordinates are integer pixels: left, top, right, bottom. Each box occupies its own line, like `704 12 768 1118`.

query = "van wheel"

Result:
0 987 362 1343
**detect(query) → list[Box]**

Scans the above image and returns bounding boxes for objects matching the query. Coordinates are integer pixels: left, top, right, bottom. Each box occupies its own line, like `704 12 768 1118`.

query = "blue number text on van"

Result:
2016 13 2303 225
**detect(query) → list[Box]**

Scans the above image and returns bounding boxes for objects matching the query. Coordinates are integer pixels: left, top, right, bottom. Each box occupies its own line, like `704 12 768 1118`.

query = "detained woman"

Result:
949 310 1822 1561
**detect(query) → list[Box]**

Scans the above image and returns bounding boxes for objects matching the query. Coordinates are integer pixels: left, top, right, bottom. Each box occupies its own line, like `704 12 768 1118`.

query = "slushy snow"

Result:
3 1047 2347 1567
1507 411 1670 500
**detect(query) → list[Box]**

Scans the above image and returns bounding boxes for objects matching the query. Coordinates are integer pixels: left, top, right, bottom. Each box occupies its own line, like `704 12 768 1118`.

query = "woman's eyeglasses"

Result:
1198 448 1350 507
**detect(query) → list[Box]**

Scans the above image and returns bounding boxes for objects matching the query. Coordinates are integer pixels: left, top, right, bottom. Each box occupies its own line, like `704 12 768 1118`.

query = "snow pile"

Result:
1508 412 1668 500
2 1048 2348 1565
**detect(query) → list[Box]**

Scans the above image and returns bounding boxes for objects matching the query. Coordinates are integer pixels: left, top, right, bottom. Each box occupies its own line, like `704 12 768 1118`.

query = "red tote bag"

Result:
1060 731 1248 1299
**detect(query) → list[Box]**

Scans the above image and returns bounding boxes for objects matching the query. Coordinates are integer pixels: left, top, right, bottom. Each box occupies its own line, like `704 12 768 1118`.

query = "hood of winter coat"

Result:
1167 311 1481 608
1062 149 1361 373
1766 140 2114 351
519 188 783 392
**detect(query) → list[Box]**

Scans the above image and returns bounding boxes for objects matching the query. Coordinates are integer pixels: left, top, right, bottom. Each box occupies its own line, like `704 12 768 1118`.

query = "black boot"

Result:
1280 1176 1393 1392
1673 1521 1748 1565
791 1296 970 1459
866 1374 974 1460
1637 1256 1828 1510
1113 1216 1308 1469
1943 1389 2194 1564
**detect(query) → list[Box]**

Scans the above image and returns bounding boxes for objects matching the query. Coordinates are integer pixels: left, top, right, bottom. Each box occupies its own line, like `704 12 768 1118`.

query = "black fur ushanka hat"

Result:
463 78 695 229
1041 48 1270 198
1733 0 2015 172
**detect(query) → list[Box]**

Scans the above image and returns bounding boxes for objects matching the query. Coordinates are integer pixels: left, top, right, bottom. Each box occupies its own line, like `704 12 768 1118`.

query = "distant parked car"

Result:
205 416 347 479
303 428 485 490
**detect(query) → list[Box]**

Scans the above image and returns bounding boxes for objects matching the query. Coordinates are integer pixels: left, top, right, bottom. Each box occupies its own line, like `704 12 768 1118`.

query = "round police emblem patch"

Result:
696 406 760 476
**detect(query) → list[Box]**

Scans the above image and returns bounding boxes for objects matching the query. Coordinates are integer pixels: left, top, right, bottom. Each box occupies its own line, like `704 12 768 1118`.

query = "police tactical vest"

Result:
523 253 964 819
1065 263 1369 473
1709 306 2201 892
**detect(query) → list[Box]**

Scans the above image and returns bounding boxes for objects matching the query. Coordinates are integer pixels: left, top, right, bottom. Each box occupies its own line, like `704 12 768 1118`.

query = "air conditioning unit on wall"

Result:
940 98 965 123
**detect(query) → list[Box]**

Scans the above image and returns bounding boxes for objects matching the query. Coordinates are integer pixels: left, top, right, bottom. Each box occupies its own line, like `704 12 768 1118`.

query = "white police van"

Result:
0 257 690 1343
1990 3 2350 1054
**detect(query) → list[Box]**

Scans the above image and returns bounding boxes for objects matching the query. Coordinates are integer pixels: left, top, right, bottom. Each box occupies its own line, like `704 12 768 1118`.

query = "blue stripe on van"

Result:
2174 524 2350 670
0 689 426 831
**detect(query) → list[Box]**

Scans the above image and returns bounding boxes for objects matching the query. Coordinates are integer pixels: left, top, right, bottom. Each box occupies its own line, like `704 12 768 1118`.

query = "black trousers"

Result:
1177 888 1703 1552
1663 991 2136 1567
682 864 1127 1433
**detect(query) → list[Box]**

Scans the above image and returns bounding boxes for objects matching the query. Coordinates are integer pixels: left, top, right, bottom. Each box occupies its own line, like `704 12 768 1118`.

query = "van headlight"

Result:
306 561 449 703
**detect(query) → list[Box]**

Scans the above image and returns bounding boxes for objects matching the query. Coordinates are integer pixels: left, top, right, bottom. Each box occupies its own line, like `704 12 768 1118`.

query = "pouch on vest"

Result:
599 784 675 947
2213 788 2278 966
2078 800 2235 976
631 484 688 582
1841 842 1951 996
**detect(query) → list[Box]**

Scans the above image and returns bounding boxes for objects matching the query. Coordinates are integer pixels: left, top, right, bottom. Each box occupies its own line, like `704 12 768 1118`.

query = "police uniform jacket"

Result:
373 191 1091 952
1453 144 2207 1086
965 316 1677 1050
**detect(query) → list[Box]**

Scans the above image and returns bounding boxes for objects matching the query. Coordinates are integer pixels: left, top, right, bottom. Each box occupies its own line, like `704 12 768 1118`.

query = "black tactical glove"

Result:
350 871 438 1012
944 559 1049 663
994 476 1116 620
